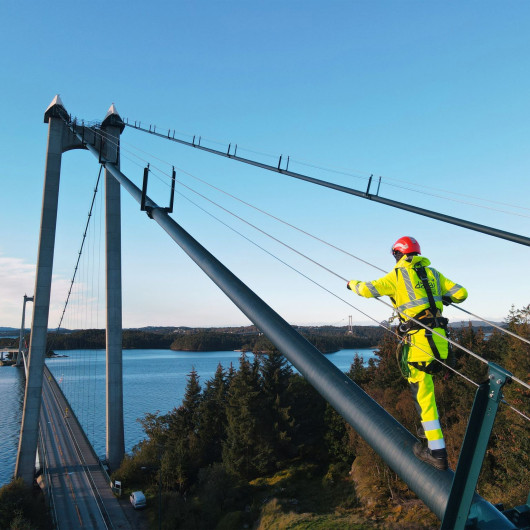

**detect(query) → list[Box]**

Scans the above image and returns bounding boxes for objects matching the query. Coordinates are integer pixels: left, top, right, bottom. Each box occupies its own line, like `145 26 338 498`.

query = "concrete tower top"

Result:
44 95 69 123
101 103 125 132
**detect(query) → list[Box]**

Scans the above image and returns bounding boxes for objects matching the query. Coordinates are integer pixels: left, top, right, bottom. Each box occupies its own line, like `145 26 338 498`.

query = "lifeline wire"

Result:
170 164 530 345
96 127 530 390
171 182 530 420
98 128 530 347
151 149 530 345
150 158 530 393
172 182 480 388
142 159 491 383
95 127 529 417
102 127 530 344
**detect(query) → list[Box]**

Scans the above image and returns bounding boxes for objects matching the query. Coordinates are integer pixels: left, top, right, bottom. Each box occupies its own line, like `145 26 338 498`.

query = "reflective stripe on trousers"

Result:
408 363 445 450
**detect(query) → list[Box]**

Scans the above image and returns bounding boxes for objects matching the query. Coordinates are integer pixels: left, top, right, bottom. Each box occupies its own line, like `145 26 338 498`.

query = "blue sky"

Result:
1 1 529 329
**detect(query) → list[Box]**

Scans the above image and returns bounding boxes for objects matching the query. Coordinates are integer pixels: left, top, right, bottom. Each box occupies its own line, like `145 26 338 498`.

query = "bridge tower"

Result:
15 97 125 484
101 105 126 470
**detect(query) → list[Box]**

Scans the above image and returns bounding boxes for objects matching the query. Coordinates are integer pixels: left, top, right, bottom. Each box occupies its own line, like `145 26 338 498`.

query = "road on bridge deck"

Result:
40 365 141 529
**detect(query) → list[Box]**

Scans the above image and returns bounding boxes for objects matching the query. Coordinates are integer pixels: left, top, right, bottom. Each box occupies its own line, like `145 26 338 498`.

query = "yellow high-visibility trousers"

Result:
408 363 445 450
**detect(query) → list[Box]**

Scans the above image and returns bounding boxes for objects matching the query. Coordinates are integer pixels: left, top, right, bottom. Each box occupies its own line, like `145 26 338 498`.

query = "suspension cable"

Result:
72 121 530 418
171 182 481 388
138 156 530 390
95 128 530 347
55 165 103 330
122 119 530 215
171 184 530 420
182 184 530 420
96 128 530 353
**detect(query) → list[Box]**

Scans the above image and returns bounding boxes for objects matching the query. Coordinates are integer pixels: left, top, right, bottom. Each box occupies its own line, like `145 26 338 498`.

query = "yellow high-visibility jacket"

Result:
348 255 467 362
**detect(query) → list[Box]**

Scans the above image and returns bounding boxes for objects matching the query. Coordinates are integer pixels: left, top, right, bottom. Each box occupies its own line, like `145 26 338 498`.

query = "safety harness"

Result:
396 265 451 376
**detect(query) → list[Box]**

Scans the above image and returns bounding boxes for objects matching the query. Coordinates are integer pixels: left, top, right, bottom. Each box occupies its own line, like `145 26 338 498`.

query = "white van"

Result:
130 491 147 509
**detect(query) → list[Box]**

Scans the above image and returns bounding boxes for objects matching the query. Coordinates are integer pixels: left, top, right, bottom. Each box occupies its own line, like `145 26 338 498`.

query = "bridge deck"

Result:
41 365 139 529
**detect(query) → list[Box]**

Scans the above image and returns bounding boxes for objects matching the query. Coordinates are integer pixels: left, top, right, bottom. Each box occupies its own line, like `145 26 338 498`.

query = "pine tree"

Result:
163 368 202 492
197 363 228 465
478 305 530 506
287 374 328 461
222 354 273 479
260 352 295 463
347 353 369 386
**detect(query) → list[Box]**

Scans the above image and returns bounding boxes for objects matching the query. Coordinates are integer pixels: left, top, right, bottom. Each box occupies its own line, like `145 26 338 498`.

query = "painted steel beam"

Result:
69 124 515 528
124 123 530 248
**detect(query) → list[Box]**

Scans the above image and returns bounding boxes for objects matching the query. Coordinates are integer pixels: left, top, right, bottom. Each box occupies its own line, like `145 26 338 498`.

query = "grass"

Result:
249 461 438 530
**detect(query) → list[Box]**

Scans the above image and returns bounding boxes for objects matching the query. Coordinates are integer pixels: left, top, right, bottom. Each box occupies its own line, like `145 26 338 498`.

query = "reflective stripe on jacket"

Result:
348 255 467 362
349 255 467 321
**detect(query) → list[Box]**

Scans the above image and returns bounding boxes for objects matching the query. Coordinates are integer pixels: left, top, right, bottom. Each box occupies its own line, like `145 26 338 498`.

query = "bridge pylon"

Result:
15 97 125 484
101 104 125 470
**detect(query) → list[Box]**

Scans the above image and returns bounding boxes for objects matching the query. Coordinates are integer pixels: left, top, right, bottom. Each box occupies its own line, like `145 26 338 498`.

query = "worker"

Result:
347 236 467 470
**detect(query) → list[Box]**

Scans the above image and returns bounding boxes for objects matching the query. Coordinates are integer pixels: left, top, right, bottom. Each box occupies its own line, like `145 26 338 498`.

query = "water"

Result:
0 366 25 486
0 347 375 486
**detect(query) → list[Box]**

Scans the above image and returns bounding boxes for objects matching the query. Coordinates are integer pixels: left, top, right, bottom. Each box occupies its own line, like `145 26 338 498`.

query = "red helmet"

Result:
391 236 421 255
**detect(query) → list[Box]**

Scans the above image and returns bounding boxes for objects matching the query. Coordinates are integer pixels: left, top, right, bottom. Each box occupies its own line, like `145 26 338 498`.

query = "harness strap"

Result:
408 361 442 375
414 266 439 320
411 265 443 361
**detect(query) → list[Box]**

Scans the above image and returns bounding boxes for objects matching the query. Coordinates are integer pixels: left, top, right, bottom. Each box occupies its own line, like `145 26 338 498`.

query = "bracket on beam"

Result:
441 362 513 529
365 174 373 196
140 165 176 219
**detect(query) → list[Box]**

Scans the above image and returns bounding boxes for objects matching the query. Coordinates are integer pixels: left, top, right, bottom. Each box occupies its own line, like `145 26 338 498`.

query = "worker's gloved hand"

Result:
347 280 359 291
442 296 453 306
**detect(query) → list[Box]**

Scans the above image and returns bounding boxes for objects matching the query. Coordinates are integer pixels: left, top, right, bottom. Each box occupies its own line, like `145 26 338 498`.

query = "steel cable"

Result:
97 129 530 344
171 183 530 420
93 126 530 394
123 119 530 217
80 124 530 423
103 129 530 347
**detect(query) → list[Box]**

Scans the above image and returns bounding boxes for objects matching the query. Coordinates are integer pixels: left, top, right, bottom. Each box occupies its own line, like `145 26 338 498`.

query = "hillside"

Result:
0 326 386 353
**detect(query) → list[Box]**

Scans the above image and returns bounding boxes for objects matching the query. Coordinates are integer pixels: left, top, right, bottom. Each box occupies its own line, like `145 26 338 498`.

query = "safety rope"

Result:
92 125 530 396
95 129 530 344
103 129 530 348
165 184 482 388
179 186 530 423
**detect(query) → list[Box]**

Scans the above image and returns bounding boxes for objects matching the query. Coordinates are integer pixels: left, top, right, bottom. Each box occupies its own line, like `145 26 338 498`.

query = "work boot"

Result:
416 426 426 439
413 442 448 471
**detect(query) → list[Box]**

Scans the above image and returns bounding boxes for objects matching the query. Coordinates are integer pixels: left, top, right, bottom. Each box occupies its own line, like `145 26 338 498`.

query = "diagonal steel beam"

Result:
70 121 515 528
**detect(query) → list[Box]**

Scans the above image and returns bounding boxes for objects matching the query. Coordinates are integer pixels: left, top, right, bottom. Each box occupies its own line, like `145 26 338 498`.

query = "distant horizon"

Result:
0 318 504 334
2 4 529 332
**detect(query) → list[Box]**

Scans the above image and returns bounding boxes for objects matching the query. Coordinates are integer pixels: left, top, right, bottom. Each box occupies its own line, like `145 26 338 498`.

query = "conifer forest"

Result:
110 305 529 529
